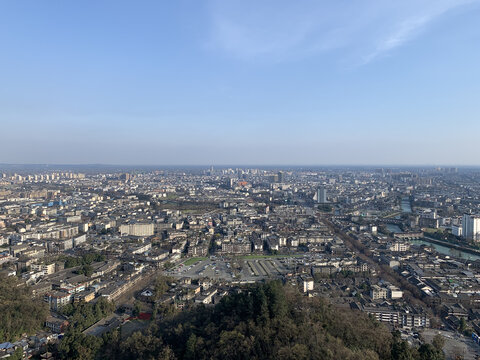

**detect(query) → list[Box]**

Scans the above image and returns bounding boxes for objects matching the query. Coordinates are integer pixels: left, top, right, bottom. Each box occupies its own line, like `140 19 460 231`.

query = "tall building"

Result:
277 171 284 183
120 173 131 182
317 186 327 204
462 214 480 241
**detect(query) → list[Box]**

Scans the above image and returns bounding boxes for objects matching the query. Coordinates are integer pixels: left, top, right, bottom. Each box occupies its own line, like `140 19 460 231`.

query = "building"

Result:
73 234 87 247
302 277 314 293
316 186 327 204
119 223 154 237
188 244 208 257
363 307 430 328
221 239 251 254
389 242 410 252
388 285 403 299
419 216 439 229
371 285 388 300
131 243 152 254
45 316 69 333
45 291 72 310
462 214 480 241
31 263 55 275
120 173 131 182
452 224 462 237
57 238 73 250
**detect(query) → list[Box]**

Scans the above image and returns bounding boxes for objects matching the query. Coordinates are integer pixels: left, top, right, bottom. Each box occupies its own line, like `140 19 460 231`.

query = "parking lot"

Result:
422 329 480 360
167 256 293 282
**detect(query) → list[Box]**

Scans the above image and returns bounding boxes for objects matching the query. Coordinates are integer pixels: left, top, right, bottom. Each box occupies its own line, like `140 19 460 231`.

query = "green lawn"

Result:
183 257 207 266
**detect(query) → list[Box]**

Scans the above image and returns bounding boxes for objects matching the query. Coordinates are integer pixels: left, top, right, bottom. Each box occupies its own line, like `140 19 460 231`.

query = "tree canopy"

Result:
97 281 444 360
0 274 49 342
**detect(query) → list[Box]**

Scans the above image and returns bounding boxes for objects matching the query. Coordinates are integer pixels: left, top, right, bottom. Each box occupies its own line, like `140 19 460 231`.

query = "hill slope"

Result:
99 281 443 360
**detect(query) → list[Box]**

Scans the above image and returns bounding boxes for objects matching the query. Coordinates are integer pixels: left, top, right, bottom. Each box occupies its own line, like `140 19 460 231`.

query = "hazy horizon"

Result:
2 0 480 165
0 162 477 168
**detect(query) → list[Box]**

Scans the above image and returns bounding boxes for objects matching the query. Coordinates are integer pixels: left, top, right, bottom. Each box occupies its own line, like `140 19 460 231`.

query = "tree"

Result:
164 261 175 270
133 301 142 317
391 331 418 360
432 335 445 352
418 343 445 360
76 264 93 276
154 276 170 300
0 275 48 342
9 348 24 360
100 282 433 360
58 330 103 360
184 333 197 360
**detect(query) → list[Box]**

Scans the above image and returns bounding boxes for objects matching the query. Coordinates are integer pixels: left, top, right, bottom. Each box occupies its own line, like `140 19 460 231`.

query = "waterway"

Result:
386 224 402 233
390 198 479 260
410 239 480 261
385 221 480 260
401 197 412 213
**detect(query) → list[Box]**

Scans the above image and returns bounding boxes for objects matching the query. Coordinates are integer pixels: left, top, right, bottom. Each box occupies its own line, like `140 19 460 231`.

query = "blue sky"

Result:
1 0 480 165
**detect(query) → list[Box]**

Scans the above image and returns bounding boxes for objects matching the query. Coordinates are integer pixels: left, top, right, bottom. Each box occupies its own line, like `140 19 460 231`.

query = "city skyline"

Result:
2 0 480 165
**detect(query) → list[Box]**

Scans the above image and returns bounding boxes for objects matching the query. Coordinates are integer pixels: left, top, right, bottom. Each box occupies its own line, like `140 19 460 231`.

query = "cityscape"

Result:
1 166 480 358
2 1 480 359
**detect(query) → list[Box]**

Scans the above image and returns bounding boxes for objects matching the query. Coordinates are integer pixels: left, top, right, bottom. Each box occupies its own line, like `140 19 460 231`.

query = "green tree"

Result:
9 348 24 360
58 330 103 360
432 335 445 352
98 282 430 360
184 333 197 360
154 276 170 300
418 343 445 360
0 275 48 342
133 301 142 317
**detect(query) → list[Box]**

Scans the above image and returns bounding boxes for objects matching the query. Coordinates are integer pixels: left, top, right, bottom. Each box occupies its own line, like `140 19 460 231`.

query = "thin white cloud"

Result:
361 0 478 64
207 0 480 64
361 15 432 65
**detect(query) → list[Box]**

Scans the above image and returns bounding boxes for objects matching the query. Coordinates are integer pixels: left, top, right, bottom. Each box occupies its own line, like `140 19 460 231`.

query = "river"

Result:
386 224 402 233
389 198 478 260
410 239 480 261
401 197 412 213
385 222 480 260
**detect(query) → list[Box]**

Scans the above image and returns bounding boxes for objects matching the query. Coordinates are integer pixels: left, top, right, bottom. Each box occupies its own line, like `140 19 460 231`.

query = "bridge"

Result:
394 232 423 240
378 218 403 225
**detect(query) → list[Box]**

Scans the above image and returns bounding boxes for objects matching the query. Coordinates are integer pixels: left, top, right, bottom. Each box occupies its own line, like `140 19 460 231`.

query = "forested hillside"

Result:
99 281 444 360
0 274 49 342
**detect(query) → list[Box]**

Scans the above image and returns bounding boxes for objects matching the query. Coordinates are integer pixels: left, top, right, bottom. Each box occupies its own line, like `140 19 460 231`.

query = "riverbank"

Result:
420 236 480 258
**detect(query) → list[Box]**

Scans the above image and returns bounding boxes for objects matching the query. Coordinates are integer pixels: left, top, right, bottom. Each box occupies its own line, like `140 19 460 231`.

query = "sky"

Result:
1 0 480 166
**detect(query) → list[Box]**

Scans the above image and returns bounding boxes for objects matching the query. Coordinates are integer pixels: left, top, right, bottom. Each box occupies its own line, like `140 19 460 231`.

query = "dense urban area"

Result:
2 165 480 359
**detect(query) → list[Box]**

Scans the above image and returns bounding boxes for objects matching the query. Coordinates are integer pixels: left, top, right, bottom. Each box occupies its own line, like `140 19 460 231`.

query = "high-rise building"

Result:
277 171 284 183
120 173 131 182
317 186 327 204
462 214 480 241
